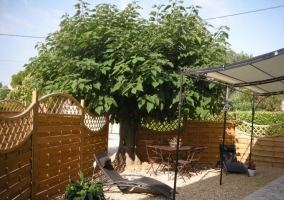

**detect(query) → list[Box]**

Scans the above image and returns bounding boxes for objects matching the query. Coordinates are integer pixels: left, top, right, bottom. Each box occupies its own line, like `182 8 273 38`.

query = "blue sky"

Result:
0 0 284 86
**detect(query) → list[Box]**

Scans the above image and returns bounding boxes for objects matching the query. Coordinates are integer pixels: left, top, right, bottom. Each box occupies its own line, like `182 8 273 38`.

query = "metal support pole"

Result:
220 85 229 185
173 68 184 200
250 94 255 161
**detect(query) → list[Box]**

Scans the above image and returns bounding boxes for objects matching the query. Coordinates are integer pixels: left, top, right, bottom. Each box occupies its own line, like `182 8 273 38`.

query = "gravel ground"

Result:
101 165 284 200
51 136 284 199
52 164 284 200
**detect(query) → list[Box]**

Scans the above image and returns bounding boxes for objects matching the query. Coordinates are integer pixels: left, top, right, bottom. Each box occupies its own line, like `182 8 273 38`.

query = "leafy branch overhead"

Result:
26 0 229 122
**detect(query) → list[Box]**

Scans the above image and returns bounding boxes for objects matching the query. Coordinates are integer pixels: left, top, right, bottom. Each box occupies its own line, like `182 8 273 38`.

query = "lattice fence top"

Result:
38 93 82 114
84 110 108 131
38 93 108 131
141 118 180 131
189 113 235 122
236 120 284 137
0 100 25 112
0 106 33 152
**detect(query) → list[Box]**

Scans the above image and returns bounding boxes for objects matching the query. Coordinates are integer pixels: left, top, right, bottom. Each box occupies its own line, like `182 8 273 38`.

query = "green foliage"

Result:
229 89 283 112
6 75 34 104
0 84 10 100
257 95 283 112
235 111 284 125
25 0 229 123
229 89 252 111
65 171 105 200
225 48 253 64
10 70 29 88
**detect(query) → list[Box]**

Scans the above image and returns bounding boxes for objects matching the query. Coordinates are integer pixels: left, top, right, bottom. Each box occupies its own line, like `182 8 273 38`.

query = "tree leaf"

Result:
146 102 154 113
136 83 143 92
209 83 215 89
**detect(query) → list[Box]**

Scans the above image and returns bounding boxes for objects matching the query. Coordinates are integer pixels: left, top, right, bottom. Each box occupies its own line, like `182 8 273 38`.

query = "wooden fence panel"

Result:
0 137 32 200
186 120 235 165
136 118 236 166
0 100 26 117
0 93 109 200
235 131 284 168
136 126 179 162
81 126 108 177
34 94 109 199
35 113 82 199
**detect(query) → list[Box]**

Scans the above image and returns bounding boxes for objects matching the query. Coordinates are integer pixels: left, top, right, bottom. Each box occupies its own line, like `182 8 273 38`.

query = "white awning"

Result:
183 48 284 96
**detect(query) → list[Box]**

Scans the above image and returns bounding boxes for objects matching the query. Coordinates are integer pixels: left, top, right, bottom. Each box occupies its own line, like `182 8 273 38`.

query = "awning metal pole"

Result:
173 68 184 200
220 85 229 185
250 94 255 161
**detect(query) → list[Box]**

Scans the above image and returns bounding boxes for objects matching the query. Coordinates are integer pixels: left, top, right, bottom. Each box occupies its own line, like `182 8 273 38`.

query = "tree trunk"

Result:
113 118 141 170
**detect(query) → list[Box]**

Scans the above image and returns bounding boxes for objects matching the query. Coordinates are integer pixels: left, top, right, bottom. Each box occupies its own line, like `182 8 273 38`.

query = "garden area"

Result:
1 0 284 199
1 92 284 199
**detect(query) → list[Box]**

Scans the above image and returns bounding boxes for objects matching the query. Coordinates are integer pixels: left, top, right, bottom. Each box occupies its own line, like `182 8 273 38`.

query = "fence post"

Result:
32 90 38 199
80 100 85 170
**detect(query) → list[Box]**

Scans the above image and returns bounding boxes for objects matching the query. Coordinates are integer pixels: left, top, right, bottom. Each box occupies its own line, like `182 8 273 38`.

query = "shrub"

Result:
65 170 105 200
235 111 284 125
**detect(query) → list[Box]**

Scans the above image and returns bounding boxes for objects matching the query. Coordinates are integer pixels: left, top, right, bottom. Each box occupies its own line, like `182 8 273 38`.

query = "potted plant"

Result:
247 160 256 177
65 170 105 200
168 136 182 147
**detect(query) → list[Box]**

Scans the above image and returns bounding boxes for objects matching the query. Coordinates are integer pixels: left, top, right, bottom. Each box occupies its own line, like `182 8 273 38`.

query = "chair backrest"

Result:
182 146 196 162
143 140 160 159
191 146 205 163
219 144 238 162
94 152 125 182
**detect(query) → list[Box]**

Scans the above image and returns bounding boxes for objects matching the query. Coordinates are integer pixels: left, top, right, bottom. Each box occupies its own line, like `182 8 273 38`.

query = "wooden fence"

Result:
235 131 284 168
0 99 26 117
1 92 284 199
136 117 236 165
136 116 284 168
0 91 109 199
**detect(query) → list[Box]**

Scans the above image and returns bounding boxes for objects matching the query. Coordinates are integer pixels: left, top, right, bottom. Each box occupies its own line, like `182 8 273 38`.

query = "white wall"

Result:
112 123 120 134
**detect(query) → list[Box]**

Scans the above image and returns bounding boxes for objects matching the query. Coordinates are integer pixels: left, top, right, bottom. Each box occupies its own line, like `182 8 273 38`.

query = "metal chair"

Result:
156 148 174 180
189 146 206 175
175 146 196 182
218 144 248 176
143 140 162 176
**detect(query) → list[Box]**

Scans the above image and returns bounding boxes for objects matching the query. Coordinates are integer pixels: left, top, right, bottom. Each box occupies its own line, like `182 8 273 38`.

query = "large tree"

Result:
26 0 229 166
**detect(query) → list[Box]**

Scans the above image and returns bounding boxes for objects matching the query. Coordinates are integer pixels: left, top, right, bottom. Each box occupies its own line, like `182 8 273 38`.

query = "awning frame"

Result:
172 48 284 196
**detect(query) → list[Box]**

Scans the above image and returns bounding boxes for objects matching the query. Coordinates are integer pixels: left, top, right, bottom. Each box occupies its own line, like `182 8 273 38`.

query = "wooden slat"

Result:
1 151 31 177
38 114 81 123
36 159 79 183
0 164 31 190
36 167 78 194
37 135 80 148
37 125 81 133
1 175 31 199
37 142 80 160
82 142 108 154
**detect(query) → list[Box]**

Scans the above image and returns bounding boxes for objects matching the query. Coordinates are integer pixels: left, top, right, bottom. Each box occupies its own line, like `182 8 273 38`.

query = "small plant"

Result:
65 170 105 200
168 136 182 144
247 160 256 170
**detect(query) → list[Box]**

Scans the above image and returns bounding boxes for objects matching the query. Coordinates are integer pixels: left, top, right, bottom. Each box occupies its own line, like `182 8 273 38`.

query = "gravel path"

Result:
51 135 284 199
102 165 284 200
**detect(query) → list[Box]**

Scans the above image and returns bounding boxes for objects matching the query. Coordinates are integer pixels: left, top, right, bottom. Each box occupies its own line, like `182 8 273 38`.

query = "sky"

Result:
0 0 284 86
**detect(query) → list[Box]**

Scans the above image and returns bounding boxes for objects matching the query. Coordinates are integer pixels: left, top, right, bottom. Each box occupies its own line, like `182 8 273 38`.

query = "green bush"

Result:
234 111 284 125
65 171 105 200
